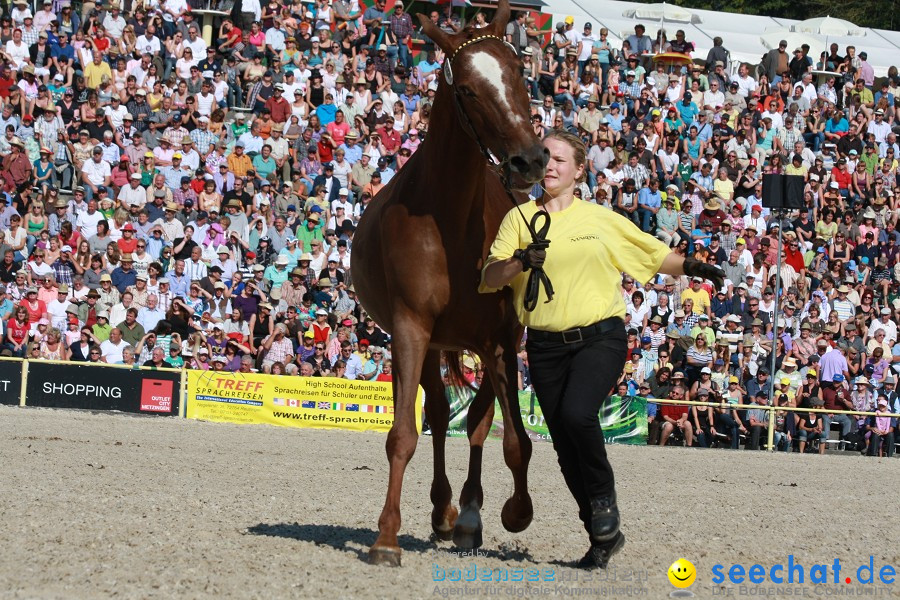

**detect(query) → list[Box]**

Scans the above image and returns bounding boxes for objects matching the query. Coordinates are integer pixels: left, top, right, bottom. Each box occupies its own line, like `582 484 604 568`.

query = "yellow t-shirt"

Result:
480 199 670 331
680 287 710 314
661 191 681 211
713 178 734 201
84 61 112 90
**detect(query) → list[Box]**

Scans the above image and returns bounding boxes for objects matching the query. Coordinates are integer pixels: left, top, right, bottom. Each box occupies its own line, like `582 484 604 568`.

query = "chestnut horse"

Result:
352 0 549 566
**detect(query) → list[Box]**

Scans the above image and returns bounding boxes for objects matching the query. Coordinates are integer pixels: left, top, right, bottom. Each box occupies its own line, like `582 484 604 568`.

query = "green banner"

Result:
436 389 647 445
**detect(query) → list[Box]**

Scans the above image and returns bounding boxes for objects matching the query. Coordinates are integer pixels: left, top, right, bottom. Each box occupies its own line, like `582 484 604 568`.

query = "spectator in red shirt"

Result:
697 199 727 229
376 360 393 382
821 374 854 439
782 231 806 273
376 118 401 157
831 157 852 192
117 223 139 254
325 111 350 146
109 156 133 193
3 304 30 357
0 64 15 99
317 135 335 164
264 85 292 123
20 286 46 324
659 385 694 446
92 28 111 54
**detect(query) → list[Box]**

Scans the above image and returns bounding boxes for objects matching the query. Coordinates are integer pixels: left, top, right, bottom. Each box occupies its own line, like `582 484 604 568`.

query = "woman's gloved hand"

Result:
683 257 725 290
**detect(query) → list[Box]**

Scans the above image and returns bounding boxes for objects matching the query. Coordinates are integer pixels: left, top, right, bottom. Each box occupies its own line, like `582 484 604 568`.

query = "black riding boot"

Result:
590 492 620 543
576 531 625 569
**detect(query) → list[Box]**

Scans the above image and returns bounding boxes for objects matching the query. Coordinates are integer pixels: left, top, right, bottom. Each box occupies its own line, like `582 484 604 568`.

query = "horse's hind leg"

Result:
489 340 533 533
368 313 430 567
452 376 496 549
422 349 458 541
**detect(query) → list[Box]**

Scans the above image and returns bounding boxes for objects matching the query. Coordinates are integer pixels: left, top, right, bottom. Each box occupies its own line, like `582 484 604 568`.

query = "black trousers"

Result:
526 319 626 538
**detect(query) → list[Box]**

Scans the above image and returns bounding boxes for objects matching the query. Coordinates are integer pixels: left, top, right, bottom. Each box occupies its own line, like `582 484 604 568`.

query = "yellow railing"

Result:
3 355 895 452
654 397 900 451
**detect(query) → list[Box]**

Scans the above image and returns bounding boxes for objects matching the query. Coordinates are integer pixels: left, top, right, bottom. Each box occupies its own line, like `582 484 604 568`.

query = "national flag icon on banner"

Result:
273 397 286 406
317 402 331 410
331 402 343 411
361 405 374 413
375 405 386 414
288 399 298 407
301 401 316 409
345 404 359 412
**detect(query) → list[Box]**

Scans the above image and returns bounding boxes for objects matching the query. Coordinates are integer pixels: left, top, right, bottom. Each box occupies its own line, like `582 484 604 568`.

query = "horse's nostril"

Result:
509 155 530 174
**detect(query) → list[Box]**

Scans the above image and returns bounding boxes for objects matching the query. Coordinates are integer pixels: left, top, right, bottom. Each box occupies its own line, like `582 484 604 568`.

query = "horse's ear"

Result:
491 0 511 37
416 12 454 56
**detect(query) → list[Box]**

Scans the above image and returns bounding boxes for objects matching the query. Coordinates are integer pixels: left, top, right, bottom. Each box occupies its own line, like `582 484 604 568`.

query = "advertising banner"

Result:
441 390 648 445
0 359 23 405
185 371 422 434
25 361 181 416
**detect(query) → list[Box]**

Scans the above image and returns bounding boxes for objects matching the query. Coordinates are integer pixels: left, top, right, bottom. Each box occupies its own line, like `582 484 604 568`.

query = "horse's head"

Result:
418 0 548 191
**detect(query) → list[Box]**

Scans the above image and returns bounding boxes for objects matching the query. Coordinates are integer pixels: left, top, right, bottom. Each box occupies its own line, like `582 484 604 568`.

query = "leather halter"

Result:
441 35 555 310
443 34 518 173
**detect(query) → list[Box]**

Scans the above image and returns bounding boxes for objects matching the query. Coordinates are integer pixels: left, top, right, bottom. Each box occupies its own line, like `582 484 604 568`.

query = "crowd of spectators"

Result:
0 0 898 453
510 19 900 454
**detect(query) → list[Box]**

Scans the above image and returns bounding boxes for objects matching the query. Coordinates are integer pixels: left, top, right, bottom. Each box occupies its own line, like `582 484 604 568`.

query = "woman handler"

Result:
481 130 723 569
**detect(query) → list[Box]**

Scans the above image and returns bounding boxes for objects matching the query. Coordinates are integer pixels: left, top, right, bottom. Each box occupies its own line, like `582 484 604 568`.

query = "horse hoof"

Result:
452 503 483 549
452 524 483 550
432 505 459 542
368 545 402 567
501 496 534 533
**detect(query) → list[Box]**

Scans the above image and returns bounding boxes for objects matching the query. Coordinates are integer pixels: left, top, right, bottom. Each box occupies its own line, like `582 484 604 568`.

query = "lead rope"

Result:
451 88 554 311
521 210 554 312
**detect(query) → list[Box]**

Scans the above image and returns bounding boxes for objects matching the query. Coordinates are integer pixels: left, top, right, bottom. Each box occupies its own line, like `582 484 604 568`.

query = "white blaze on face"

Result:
467 50 525 124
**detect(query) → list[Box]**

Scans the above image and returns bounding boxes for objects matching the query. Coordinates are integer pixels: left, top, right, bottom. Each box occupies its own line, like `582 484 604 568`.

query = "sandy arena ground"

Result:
1 405 898 600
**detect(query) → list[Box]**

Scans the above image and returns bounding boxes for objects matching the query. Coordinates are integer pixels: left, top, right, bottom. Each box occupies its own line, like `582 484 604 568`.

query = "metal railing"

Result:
653 397 900 451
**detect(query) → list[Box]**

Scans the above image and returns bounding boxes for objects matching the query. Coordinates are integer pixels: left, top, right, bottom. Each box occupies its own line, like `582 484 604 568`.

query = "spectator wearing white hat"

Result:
867 307 898 346
329 188 352 221
867 108 891 145
50 243 83 286
118 172 147 209
319 253 345 288
263 255 290 291
211 245 237 281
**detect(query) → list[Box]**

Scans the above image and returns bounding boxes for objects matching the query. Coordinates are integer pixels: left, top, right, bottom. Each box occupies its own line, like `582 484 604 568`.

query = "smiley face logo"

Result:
668 558 696 588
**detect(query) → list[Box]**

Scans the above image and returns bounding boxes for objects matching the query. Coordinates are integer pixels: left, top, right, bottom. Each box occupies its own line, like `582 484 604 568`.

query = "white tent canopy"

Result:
621 2 701 24
542 0 900 77
759 30 822 52
793 16 866 37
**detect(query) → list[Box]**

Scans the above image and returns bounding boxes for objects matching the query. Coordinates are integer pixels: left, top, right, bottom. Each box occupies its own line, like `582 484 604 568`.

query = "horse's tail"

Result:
444 351 477 392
